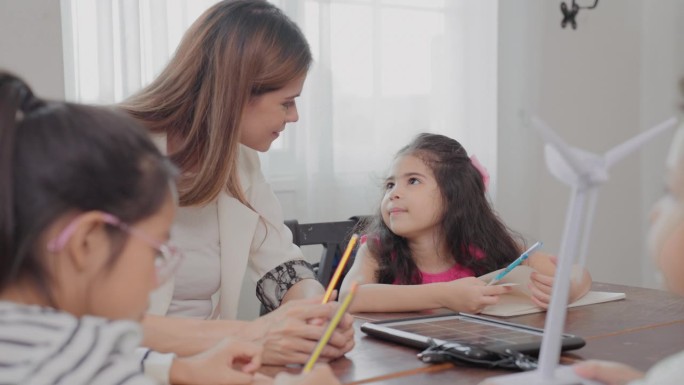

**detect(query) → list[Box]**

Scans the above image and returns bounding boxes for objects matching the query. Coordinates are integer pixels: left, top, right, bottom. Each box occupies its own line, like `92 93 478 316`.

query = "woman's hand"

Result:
527 255 592 309
573 360 644 385
170 338 262 385
439 277 512 313
249 297 355 365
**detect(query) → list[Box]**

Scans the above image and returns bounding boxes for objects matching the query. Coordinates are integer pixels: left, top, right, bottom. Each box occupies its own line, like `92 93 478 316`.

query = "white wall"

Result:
3 0 682 316
0 0 65 99
497 0 684 288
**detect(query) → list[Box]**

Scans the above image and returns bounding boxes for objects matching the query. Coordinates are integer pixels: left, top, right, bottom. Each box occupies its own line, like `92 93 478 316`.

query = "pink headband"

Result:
470 155 490 192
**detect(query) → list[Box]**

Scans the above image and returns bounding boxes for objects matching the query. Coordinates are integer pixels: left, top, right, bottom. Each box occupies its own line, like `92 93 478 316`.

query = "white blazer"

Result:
148 137 306 320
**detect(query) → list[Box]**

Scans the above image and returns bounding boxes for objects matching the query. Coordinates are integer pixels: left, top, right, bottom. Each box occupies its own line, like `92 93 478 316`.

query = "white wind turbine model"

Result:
482 116 678 385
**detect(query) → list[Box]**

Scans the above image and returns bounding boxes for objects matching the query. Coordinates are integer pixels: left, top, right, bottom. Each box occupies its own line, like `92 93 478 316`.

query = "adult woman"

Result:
120 0 353 368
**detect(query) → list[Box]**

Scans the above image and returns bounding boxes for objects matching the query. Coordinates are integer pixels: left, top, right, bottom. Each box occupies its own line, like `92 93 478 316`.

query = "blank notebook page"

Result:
478 266 625 317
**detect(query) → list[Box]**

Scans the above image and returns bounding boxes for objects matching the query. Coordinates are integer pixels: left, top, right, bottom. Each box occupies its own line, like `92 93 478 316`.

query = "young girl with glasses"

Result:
0 72 340 385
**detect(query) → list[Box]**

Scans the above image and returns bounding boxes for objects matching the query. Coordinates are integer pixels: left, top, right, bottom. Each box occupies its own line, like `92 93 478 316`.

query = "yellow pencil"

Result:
322 233 359 304
303 282 358 373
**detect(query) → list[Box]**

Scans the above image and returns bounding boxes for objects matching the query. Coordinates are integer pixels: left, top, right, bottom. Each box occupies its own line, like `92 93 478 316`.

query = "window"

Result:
61 0 498 221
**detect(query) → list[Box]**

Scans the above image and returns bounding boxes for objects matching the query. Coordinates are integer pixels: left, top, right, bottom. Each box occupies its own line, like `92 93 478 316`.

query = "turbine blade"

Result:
531 116 586 176
604 117 677 167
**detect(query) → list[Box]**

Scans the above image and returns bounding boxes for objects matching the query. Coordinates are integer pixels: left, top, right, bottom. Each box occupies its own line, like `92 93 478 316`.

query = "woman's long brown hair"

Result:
120 0 311 207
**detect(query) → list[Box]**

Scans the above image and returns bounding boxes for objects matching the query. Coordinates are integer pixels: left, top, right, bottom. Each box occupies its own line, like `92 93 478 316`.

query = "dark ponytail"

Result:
0 72 177 299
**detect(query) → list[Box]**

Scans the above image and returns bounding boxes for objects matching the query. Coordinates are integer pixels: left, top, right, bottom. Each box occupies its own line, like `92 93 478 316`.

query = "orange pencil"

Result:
322 233 359 303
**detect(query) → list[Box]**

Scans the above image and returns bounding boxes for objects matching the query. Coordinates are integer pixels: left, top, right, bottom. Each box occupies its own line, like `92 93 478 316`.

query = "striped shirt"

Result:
0 301 156 385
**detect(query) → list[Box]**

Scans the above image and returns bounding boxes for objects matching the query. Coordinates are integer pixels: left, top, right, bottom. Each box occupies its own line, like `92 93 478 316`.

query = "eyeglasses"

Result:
47 213 183 285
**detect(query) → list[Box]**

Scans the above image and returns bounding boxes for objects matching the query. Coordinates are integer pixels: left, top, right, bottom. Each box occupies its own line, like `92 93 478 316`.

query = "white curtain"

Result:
61 0 499 223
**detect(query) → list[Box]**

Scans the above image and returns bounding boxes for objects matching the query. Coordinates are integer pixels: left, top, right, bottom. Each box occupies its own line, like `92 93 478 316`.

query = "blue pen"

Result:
486 241 543 286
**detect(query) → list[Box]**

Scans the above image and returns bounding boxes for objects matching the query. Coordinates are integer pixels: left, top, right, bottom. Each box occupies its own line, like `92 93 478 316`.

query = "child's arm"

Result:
524 252 593 308
340 243 379 298
340 244 512 313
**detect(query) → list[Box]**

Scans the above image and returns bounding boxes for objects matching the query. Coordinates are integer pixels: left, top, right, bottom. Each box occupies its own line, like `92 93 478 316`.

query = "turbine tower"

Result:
482 116 677 385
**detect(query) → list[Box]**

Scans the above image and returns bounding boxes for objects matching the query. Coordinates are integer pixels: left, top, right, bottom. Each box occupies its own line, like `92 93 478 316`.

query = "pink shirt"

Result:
420 264 474 284
360 235 483 284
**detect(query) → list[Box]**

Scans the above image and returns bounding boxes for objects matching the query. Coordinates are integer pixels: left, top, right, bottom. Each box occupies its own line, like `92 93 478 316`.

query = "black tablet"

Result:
360 312 585 355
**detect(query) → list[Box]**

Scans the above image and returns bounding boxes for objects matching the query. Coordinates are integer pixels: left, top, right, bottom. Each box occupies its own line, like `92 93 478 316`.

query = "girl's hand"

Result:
528 268 553 309
573 360 645 385
170 338 262 385
274 365 341 385
528 256 592 309
250 297 355 365
440 277 513 313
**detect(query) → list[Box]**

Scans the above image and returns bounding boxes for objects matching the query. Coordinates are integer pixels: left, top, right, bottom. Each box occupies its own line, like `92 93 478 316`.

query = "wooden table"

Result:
263 283 684 384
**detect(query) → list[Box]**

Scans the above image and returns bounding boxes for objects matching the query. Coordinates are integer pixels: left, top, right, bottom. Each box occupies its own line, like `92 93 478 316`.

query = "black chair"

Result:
285 216 369 287
259 216 369 315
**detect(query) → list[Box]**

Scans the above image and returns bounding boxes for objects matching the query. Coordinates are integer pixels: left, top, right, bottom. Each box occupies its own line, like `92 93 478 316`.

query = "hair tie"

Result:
1 75 43 122
470 155 490 192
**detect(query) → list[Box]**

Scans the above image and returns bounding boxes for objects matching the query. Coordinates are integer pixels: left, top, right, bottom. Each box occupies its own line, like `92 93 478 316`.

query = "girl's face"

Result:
81 193 177 321
239 74 306 152
381 154 444 240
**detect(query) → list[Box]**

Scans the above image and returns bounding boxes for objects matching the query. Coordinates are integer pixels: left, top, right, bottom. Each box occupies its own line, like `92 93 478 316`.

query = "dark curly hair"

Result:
365 133 524 284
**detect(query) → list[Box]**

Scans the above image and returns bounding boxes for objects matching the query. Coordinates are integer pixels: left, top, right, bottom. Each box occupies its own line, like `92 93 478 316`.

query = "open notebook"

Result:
478 265 625 317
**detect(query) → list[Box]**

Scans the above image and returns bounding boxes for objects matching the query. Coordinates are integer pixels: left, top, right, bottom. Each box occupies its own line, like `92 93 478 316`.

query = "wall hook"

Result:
561 0 599 30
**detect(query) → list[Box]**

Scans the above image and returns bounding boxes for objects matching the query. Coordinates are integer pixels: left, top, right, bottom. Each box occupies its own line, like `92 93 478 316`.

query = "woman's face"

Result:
239 74 306 152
